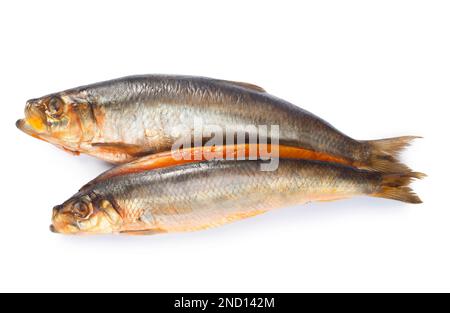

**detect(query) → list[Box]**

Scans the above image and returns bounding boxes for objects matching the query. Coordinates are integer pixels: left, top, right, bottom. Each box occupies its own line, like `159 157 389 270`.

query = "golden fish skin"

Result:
51 158 423 235
17 75 416 172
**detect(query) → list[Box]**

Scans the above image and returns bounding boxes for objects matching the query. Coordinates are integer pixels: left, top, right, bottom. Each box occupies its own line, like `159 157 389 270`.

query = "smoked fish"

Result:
51 148 423 235
17 75 417 172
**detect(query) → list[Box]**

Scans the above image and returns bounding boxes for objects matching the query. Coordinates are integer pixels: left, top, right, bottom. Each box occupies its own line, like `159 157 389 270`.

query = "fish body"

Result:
51 154 423 235
17 75 415 171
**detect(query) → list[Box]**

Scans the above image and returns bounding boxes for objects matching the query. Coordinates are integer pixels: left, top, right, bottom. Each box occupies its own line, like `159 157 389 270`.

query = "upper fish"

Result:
17 75 417 172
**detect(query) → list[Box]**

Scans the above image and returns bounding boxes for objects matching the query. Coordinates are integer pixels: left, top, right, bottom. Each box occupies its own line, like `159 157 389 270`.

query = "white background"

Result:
0 0 448 292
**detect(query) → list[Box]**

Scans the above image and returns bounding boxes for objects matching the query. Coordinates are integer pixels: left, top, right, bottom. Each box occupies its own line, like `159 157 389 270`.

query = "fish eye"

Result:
72 201 91 219
47 97 64 118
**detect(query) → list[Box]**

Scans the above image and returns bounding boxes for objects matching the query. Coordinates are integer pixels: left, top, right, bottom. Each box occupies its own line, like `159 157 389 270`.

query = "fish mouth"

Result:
50 217 82 234
17 118 82 156
16 119 47 141
16 118 59 147
50 223 80 235
16 118 28 132
49 225 59 233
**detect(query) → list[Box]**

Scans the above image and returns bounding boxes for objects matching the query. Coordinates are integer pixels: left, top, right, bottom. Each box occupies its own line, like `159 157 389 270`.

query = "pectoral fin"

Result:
119 228 167 236
91 142 150 158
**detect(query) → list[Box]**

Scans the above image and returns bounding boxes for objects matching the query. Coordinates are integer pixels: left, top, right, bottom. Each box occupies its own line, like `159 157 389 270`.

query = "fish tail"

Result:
361 136 421 172
372 171 425 204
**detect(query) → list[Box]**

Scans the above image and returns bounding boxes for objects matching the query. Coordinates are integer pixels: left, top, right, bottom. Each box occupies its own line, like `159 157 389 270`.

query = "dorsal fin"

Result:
220 80 266 93
80 144 352 191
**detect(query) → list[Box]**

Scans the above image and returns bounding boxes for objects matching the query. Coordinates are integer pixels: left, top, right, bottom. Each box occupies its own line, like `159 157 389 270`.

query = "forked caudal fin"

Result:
373 171 426 204
361 136 421 173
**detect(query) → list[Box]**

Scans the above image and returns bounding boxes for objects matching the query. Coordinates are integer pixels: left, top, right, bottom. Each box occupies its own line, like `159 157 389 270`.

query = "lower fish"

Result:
51 154 424 235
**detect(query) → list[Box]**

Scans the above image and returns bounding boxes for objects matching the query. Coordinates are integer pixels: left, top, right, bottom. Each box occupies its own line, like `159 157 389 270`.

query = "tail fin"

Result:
372 171 425 204
362 136 421 173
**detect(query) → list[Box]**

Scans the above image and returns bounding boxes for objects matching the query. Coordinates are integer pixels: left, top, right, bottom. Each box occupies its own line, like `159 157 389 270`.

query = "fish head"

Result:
16 90 97 151
51 192 123 235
